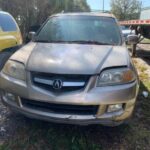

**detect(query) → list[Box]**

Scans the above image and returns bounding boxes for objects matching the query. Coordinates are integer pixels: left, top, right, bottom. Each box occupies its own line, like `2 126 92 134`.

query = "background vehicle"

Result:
121 25 135 42
0 11 22 70
120 7 150 57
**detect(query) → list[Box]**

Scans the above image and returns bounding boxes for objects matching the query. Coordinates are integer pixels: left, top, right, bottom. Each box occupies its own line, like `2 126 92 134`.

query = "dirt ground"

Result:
0 44 150 150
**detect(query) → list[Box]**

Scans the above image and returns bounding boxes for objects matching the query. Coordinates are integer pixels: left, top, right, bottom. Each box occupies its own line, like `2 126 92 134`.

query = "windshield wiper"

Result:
35 40 69 43
35 40 114 45
66 40 113 45
35 40 51 43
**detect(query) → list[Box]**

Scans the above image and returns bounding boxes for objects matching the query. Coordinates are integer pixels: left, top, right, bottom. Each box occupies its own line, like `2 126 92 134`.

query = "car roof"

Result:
0 11 10 15
0 11 13 18
0 11 115 19
51 12 115 18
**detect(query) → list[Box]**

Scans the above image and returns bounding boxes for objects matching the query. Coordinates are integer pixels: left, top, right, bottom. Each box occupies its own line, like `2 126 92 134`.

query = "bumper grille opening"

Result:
31 72 91 93
21 98 99 115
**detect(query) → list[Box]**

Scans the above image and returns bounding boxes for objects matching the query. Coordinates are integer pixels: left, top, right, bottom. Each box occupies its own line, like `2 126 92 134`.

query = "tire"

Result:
0 51 12 71
0 45 22 71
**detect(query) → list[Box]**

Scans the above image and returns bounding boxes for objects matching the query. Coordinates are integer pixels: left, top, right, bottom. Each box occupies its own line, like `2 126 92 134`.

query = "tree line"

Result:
0 0 142 39
111 0 142 21
0 0 90 39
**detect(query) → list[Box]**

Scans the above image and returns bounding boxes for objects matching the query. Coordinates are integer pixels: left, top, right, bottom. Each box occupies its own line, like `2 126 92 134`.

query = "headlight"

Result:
2 60 26 81
97 68 136 86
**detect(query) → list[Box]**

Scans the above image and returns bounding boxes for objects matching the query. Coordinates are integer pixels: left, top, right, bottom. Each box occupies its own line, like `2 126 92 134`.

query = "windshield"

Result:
0 13 17 32
36 15 122 45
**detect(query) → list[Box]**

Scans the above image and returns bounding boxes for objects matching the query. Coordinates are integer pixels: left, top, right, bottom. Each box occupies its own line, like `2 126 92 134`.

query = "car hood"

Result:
11 42 129 75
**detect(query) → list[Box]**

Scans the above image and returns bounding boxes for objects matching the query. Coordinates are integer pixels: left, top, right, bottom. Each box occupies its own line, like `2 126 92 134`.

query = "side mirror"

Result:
127 35 138 45
28 31 36 41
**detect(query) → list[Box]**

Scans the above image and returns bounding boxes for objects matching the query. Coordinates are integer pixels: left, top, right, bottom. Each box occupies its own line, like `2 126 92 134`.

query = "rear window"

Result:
0 13 17 32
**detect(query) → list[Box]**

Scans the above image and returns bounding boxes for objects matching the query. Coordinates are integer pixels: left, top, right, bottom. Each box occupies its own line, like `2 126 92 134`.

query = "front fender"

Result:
0 35 18 52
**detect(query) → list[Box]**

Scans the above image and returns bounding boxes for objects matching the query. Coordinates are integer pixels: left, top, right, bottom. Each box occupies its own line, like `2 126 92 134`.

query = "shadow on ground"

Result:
136 44 150 65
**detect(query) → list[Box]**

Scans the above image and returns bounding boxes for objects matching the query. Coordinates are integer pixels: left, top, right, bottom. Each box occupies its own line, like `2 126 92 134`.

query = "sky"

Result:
87 0 150 11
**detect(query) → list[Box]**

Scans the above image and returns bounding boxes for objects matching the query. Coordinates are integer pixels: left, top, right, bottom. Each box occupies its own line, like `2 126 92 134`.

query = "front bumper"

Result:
0 72 139 126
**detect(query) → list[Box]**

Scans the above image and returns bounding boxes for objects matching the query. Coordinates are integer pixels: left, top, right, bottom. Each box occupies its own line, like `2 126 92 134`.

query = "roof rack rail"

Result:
91 10 111 13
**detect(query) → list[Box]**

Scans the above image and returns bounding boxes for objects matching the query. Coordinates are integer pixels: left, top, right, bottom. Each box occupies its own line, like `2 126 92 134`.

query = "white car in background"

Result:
121 25 135 42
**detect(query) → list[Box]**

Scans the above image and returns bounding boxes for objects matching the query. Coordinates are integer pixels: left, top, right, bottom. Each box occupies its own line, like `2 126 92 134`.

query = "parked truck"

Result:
120 7 150 57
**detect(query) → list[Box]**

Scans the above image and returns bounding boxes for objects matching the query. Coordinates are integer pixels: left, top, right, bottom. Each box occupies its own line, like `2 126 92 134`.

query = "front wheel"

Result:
0 51 12 71
0 46 22 71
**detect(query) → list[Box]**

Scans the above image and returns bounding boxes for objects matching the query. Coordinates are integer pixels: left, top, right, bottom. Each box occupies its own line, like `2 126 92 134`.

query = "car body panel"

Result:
0 72 138 104
10 42 128 75
0 11 22 52
0 13 139 126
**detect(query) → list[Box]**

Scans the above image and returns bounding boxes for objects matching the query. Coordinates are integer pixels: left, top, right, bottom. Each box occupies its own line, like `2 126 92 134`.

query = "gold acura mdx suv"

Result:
0 13 139 126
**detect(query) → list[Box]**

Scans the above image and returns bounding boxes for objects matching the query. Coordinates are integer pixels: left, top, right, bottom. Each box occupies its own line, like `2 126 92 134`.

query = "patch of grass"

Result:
140 66 147 72
145 81 150 90
139 73 149 81
141 38 150 44
1 123 103 150
1 119 150 150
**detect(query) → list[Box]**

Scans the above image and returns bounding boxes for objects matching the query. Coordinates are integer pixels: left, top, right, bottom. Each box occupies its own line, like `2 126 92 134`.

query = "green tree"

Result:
111 0 142 20
0 0 90 39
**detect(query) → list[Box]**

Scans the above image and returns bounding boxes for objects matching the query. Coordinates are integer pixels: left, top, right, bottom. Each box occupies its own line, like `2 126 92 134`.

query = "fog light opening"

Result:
107 104 123 113
4 92 16 102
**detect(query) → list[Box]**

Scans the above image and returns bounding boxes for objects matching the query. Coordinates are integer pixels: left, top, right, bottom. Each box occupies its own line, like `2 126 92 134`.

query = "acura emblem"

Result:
53 79 63 90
